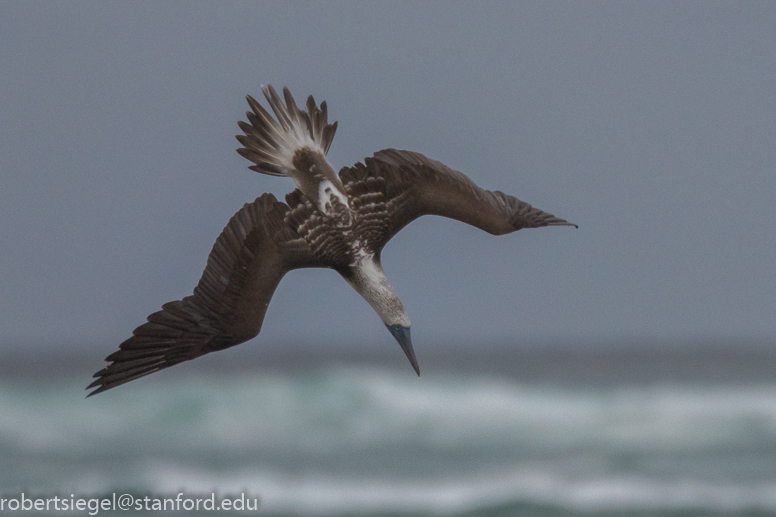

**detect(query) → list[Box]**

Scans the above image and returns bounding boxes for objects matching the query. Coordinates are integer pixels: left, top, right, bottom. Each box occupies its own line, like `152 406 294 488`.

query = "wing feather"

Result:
87 193 319 396
340 149 575 253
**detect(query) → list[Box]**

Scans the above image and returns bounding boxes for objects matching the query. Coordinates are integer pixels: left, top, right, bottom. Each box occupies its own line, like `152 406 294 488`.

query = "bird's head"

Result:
386 323 419 376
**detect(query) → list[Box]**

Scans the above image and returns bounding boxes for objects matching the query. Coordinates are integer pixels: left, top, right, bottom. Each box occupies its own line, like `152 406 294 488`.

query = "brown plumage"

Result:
87 86 575 396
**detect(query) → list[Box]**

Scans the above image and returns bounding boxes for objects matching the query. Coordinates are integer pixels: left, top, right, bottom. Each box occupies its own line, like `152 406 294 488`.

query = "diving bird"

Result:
87 85 576 396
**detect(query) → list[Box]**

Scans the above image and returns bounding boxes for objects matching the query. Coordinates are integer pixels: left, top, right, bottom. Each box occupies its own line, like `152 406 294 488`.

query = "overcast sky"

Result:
1 2 774 356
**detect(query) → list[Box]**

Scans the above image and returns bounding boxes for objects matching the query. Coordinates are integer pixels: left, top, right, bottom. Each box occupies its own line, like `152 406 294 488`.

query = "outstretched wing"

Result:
339 149 576 254
87 193 318 396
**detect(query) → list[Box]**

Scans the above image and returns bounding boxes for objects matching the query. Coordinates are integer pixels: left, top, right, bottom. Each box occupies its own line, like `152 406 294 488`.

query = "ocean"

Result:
2 345 776 516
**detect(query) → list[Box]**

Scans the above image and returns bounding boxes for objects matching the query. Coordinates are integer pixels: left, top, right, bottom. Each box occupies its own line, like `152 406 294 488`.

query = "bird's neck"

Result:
345 253 411 327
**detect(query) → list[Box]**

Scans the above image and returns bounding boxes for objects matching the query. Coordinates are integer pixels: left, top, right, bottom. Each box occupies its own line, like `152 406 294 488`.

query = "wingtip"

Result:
551 220 578 229
85 384 104 398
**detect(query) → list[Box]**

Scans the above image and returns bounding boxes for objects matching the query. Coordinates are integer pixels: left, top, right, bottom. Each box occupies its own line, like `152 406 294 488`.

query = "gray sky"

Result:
1 1 775 355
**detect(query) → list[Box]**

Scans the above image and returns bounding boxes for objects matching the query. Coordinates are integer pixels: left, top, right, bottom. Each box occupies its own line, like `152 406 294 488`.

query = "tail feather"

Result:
322 119 338 155
236 84 337 177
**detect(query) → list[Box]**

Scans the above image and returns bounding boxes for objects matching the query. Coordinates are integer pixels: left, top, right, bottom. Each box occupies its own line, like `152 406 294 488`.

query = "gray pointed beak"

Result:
387 325 420 376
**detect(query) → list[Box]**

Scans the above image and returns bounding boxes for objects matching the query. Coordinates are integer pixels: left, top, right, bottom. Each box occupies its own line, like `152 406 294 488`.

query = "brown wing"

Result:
339 149 576 254
87 193 319 396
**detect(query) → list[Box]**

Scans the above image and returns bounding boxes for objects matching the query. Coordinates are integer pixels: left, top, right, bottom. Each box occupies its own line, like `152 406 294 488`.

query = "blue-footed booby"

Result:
87 85 576 396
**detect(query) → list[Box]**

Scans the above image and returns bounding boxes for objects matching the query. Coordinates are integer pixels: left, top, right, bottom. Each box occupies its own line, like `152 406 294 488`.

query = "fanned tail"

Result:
236 84 338 176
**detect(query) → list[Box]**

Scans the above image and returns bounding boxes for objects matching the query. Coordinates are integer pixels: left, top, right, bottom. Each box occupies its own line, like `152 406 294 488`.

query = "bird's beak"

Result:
387 325 420 376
